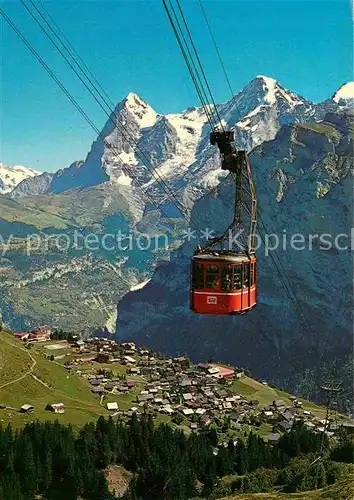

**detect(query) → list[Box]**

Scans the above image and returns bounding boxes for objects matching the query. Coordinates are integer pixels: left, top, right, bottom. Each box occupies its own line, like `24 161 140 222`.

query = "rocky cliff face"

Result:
9 76 348 203
10 172 54 198
116 112 353 402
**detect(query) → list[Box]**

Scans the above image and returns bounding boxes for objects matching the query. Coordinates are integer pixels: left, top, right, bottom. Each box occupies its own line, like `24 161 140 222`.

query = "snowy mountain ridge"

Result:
5 75 353 203
0 163 40 194
52 75 351 206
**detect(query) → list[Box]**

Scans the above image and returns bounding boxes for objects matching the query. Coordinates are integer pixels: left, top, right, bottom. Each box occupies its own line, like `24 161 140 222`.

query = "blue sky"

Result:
1 0 352 172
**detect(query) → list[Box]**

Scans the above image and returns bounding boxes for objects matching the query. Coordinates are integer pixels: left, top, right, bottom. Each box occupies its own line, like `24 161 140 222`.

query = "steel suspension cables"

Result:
162 0 224 133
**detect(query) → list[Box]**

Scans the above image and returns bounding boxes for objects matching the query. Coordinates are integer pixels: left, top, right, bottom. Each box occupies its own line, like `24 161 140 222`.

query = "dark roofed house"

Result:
138 394 154 403
96 353 112 363
105 382 116 391
20 404 34 413
282 410 294 422
198 363 210 371
267 433 281 444
92 386 104 394
30 325 51 341
47 403 65 414
90 379 100 386
279 421 293 432
201 415 211 426
174 356 188 363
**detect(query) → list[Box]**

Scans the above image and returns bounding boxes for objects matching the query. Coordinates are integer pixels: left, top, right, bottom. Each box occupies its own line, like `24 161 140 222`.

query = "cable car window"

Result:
193 263 204 290
243 264 250 288
205 265 220 289
254 261 257 284
233 265 242 290
250 262 254 285
221 265 233 291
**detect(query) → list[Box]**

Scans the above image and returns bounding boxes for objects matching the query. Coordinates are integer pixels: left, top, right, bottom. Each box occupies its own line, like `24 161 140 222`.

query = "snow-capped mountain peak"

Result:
0 163 40 194
332 82 354 103
255 75 278 104
219 75 310 134
123 92 158 129
253 75 307 106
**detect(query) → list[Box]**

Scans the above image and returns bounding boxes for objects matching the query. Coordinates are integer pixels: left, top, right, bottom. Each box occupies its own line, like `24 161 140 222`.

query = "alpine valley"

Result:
1 76 353 403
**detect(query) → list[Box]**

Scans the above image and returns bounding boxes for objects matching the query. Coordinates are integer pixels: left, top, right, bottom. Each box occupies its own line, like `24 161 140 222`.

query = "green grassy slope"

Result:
230 377 326 418
0 183 140 231
0 331 108 428
219 469 353 499
0 194 72 230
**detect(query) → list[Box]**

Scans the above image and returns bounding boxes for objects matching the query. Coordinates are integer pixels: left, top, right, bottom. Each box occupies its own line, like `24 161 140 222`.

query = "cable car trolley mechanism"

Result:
190 130 257 315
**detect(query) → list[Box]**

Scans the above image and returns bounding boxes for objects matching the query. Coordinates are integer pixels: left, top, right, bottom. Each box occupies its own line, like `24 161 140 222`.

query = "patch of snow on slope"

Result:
236 105 263 129
116 172 133 186
199 169 228 190
0 163 40 194
130 278 151 291
333 82 354 102
119 151 138 165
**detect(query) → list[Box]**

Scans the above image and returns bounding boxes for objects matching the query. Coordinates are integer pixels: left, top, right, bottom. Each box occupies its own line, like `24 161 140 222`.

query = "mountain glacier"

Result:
0 164 40 194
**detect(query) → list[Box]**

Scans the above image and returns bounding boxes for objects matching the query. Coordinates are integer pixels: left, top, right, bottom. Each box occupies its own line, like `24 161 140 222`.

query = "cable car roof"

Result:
192 253 254 263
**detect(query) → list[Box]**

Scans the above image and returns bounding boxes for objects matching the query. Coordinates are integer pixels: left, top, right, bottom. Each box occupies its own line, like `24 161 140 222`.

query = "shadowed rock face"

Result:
10 172 54 198
116 112 353 404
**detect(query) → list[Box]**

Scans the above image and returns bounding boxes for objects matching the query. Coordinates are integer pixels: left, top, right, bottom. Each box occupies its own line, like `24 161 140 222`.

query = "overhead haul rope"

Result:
162 0 224 132
0 7 182 235
21 0 199 231
174 0 224 129
27 0 224 237
36 0 116 113
196 0 239 122
197 0 234 99
162 0 216 130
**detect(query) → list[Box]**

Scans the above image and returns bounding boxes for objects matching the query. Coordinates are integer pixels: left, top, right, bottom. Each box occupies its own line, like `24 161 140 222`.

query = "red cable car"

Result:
190 131 257 315
190 253 257 314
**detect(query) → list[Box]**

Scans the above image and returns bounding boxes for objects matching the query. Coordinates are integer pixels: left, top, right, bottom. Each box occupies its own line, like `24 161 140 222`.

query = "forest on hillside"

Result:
0 415 353 500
